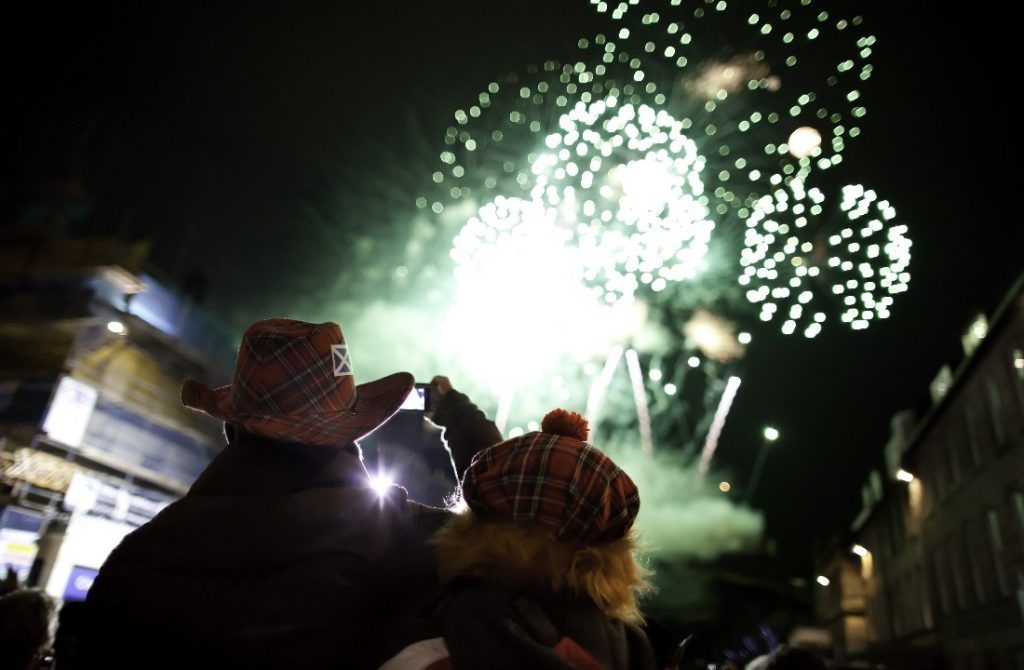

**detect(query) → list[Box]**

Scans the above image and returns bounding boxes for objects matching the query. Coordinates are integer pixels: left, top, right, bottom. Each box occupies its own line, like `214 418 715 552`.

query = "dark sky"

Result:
4 1 1021 571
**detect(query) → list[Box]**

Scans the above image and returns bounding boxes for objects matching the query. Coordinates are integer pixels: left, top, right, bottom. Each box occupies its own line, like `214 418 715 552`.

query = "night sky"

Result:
4 2 1021 572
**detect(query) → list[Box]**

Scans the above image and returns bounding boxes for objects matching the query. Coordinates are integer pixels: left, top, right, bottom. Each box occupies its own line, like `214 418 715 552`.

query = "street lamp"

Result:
745 425 780 503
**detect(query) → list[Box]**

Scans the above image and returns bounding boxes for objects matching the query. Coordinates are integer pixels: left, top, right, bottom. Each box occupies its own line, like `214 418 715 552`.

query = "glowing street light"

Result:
851 544 869 558
815 575 831 587
896 469 915 483
763 426 780 442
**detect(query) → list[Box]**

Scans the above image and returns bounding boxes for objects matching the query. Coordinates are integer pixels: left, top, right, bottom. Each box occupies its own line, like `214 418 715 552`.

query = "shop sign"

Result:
42 376 98 448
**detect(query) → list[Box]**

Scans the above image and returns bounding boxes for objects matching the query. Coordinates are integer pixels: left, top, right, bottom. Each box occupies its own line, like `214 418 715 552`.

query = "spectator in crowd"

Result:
0 588 56 670
0 565 19 596
80 318 500 670
381 408 656 670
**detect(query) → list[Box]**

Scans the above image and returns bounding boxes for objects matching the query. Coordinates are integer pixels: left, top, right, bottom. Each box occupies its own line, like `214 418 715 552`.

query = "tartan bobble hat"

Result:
180 318 413 447
461 408 640 544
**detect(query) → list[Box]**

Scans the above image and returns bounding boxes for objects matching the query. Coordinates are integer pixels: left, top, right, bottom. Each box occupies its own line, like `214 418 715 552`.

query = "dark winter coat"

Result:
79 391 500 670
399 578 658 670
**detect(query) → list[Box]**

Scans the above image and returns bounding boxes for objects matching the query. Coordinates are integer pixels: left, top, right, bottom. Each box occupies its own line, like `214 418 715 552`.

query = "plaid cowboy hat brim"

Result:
182 371 414 447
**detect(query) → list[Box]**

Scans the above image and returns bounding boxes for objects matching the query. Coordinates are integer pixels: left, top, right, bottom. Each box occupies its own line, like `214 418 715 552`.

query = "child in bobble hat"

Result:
381 408 657 670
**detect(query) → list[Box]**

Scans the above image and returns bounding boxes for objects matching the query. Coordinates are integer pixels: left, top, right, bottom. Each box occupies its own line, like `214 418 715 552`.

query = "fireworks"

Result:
428 0 876 219
587 0 875 182
428 0 908 455
447 195 646 390
738 180 911 336
427 0 890 280
531 98 714 302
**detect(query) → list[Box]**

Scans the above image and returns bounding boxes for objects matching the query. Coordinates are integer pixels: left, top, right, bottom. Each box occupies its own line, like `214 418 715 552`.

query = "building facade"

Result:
0 232 234 603
816 274 1024 669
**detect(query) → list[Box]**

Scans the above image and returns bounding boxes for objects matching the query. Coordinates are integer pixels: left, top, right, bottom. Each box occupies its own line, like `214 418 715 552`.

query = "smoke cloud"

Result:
608 447 764 561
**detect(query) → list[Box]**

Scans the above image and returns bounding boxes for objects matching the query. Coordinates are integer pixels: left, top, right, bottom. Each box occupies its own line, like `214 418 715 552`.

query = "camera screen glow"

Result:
399 386 426 411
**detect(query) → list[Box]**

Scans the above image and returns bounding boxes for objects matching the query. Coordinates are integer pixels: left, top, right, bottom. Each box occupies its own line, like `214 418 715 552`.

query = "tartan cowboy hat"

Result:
461 408 640 544
180 318 414 446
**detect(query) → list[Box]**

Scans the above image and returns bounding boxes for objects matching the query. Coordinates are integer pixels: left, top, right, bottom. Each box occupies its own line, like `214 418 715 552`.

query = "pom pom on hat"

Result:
541 408 589 441
462 407 639 543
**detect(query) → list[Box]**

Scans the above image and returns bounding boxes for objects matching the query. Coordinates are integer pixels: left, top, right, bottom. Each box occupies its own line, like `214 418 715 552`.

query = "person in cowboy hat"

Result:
78 318 501 670
379 408 658 670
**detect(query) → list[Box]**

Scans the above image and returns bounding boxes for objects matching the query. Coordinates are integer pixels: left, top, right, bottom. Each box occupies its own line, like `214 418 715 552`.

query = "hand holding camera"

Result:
398 375 453 421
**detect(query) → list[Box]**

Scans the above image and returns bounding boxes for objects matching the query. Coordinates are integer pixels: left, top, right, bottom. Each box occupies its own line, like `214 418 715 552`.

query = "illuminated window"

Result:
920 568 934 629
986 509 1010 596
1011 348 1024 417
945 433 962 490
984 376 1007 446
1013 492 1024 549
965 521 987 605
930 441 948 499
965 400 989 467
948 532 970 610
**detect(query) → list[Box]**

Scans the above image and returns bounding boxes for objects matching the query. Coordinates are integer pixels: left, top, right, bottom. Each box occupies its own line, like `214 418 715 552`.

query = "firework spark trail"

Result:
698 375 742 474
624 348 653 455
586 344 624 430
495 385 516 435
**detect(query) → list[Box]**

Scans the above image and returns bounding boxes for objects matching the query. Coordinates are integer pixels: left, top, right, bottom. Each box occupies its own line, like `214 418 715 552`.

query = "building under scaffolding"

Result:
0 231 233 604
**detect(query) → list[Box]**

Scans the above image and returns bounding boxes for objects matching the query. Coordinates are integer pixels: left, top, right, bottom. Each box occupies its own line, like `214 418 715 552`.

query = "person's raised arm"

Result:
425 375 501 478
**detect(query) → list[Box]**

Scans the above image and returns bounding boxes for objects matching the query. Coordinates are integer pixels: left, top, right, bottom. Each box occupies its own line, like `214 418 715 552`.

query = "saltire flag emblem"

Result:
331 344 354 377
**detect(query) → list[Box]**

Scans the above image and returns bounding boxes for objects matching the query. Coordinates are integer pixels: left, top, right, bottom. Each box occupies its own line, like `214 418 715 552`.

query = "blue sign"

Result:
62 565 99 601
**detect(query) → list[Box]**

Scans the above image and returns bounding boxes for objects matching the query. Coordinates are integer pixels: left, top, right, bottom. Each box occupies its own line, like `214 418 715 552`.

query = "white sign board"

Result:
45 513 134 601
42 376 98 448
0 528 40 582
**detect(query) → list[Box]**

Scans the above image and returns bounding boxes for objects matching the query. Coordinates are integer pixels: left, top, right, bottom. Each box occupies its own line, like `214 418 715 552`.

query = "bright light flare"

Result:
851 543 869 557
896 469 914 483
107 321 126 335
368 472 395 498
816 575 831 587
763 426 779 442
448 196 646 388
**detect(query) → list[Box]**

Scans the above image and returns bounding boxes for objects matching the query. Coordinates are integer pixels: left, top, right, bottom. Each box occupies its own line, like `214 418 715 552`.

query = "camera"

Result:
399 382 432 412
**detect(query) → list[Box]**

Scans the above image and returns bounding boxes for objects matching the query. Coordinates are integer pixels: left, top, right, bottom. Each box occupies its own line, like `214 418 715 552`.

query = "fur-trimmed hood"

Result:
435 512 651 625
